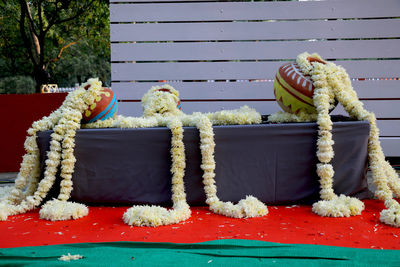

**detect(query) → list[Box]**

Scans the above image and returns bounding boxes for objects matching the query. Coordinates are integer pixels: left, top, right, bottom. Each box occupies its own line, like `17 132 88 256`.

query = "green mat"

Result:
0 239 399 266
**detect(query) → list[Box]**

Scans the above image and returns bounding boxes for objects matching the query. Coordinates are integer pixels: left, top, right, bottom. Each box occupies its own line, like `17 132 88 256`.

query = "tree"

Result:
48 0 110 87
0 1 32 79
17 0 100 92
0 0 110 93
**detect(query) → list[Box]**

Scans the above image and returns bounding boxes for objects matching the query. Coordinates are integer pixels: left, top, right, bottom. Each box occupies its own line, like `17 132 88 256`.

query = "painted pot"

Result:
82 87 118 123
273 57 334 114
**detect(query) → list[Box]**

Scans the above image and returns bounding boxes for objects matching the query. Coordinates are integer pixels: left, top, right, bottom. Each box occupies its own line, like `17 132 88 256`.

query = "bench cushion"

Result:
37 120 371 206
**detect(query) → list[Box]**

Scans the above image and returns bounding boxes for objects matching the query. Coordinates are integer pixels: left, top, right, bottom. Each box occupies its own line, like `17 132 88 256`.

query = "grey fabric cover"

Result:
37 120 371 206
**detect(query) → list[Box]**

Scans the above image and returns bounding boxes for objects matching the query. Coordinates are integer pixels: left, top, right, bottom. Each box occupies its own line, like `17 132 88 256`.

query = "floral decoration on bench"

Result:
0 79 267 226
269 52 400 227
0 52 399 228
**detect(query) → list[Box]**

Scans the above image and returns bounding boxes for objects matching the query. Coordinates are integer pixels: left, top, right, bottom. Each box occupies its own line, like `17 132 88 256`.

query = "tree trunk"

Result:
34 66 49 93
18 0 96 92
23 1 41 59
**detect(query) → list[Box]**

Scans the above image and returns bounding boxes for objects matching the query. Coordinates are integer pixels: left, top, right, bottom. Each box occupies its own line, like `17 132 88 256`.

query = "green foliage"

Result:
0 76 36 94
49 0 110 87
51 40 111 87
0 0 110 93
0 0 33 78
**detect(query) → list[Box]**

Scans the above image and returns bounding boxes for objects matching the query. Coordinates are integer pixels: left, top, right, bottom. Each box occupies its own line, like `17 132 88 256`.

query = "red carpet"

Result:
1 199 400 249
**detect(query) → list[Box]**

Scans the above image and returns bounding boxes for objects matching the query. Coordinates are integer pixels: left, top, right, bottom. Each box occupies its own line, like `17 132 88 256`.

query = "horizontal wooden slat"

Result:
112 80 400 100
111 19 400 42
377 120 400 137
111 0 213 2
352 80 400 99
111 60 400 81
117 100 278 117
117 100 400 119
332 101 400 119
114 81 272 100
111 61 281 81
112 39 400 62
111 0 400 22
381 137 400 157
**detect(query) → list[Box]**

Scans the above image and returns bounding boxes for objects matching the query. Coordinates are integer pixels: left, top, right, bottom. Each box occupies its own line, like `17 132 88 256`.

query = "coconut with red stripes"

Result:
82 87 118 123
273 57 332 114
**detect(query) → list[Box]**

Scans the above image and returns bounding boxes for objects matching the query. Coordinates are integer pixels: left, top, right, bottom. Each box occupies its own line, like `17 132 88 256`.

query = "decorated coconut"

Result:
273 57 331 114
156 87 182 110
141 85 182 117
82 86 118 123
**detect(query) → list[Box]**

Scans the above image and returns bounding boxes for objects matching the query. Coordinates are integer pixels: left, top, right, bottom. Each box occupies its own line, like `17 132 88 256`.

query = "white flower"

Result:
293 52 400 223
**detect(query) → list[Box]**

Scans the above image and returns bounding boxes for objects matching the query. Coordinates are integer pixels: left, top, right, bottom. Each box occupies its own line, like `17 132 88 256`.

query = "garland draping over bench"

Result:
269 52 400 227
0 80 267 226
0 52 399 228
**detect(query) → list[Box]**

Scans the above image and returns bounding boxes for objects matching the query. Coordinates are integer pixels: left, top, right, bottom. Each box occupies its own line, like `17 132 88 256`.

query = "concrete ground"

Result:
0 172 17 187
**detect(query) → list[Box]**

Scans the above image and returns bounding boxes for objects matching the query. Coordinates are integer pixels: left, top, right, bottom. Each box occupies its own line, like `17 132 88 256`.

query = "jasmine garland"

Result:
0 78 106 221
269 52 400 227
0 82 266 226
97 85 267 226
2 68 394 227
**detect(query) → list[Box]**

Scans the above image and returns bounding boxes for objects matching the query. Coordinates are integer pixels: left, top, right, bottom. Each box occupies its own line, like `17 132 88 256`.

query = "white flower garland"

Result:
123 117 191 227
268 111 317 123
269 52 400 227
111 85 266 225
58 253 84 261
1 68 398 227
0 82 266 226
0 78 104 221
183 113 267 219
141 84 183 118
